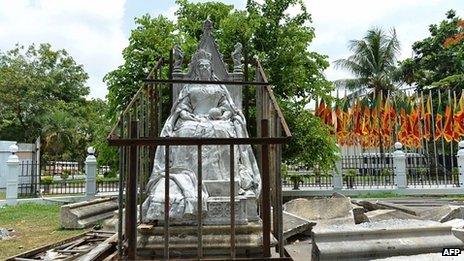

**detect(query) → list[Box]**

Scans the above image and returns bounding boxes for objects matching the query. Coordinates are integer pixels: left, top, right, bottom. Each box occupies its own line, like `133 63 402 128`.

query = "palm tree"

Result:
41 109 75 160
335 27 401 98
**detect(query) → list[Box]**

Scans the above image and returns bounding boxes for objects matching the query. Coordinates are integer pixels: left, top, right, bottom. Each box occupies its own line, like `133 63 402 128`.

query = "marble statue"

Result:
232 42 243 70
173 44 183 71
141 48 261 223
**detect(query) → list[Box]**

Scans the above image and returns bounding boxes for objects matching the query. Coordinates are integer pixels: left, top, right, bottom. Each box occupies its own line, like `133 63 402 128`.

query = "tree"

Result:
282 102 338 171
0 43 110 163
398 10 464 91
104 0 335 166
104 15 176 117
0 44 89 142
335 28 401 98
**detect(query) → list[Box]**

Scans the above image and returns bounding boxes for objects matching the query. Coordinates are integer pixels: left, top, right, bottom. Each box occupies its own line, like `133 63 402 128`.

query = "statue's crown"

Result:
193 49 212 62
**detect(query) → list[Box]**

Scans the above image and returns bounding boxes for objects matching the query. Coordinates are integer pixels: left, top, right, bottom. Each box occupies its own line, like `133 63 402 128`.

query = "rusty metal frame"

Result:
107 55 291 260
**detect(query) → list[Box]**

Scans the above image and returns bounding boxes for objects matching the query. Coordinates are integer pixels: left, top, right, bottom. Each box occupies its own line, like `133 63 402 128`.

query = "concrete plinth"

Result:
60 197 118 229
311 220 464 261
137 221 276 258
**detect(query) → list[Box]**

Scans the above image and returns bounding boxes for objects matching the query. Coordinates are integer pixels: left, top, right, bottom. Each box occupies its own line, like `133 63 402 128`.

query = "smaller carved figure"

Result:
173 44 183 70
232 42 243 69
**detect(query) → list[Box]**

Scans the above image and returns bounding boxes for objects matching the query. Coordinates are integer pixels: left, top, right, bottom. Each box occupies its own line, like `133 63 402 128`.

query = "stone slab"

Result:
284 197 354 221
282 211 316 242
312 220 463 261
452 228 464 242
60 197 118 229
352 204 369 224
284 238 312 261
365 209 423 222
443 218 464 229
417 205 464 222
376 201 418 215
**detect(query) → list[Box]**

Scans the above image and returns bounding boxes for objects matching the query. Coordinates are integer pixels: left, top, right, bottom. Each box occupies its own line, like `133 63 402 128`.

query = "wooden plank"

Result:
77 234 118 261
7 232 90 260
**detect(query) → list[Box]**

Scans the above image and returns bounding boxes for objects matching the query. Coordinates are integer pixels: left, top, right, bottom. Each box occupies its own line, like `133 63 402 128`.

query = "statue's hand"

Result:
220 111 232 120
180 110 199 121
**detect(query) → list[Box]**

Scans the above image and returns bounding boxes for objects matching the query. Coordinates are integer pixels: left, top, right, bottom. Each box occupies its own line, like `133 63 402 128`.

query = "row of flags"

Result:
315 92 464 149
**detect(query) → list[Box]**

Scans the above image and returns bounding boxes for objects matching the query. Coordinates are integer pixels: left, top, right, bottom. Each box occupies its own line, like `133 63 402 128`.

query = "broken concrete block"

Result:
418 205 464 223
365 209 422 222
61 197 118 229
284 239 313 261
351 204 369 224
312 220 464 260
282 211 316 242
376 201 418 216
284 198 353 221
444 218 464 229
352 200 387 211
452 228 464 242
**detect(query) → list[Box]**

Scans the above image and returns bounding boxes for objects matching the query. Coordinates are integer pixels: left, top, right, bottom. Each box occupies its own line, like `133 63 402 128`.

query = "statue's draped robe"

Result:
142 83 261 222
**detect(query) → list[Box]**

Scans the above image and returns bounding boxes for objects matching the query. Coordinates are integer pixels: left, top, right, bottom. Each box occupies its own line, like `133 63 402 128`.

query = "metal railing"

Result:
283 166 332 189
18 160 120 196
18 160 39 198
107 57 291 259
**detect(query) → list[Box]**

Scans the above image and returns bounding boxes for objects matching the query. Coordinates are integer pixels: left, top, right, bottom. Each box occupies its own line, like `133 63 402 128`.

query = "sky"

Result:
0 0 462 100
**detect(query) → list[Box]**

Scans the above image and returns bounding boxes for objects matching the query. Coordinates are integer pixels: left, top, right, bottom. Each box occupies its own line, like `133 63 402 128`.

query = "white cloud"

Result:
0 0 128 99
301 0 462 82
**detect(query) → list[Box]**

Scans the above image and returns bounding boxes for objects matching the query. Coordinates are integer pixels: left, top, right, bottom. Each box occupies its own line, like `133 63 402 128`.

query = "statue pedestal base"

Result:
204 196 247 225
137 221 276 258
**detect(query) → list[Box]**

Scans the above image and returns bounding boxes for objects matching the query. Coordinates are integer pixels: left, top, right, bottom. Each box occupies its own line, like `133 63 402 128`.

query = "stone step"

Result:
137 222 276 258
137 233 275 258
138 222 262 236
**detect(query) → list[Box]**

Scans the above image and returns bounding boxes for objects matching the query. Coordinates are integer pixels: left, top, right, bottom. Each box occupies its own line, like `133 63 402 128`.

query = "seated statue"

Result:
142 49 261 223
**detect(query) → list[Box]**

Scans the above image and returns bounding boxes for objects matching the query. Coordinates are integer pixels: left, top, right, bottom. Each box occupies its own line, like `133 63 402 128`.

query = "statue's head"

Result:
192 49 213 80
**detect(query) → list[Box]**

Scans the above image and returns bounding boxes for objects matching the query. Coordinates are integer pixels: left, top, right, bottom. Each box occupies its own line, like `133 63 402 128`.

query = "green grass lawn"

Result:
0 203 86 259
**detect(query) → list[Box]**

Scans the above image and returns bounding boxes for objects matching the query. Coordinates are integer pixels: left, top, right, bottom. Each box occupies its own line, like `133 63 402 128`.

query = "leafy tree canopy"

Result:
0 43 110 163
0 43 89 142
399 10 464 90
104 0 335 167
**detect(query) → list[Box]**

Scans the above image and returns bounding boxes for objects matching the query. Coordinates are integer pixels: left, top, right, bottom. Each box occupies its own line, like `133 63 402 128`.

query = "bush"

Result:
417 167 428 175
281 164 289 180
104 169 118 178
345 169 357 177
96 175 104 183
41 176 54 185
381 169 393 176
60 170 71 180
289 174 304 184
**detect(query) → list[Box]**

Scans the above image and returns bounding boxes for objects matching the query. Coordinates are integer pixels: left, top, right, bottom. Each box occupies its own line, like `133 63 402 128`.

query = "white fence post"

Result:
332 146 343 190
456 141 464 187
6 144 19 205
85 147 97 198
393 142 407 189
